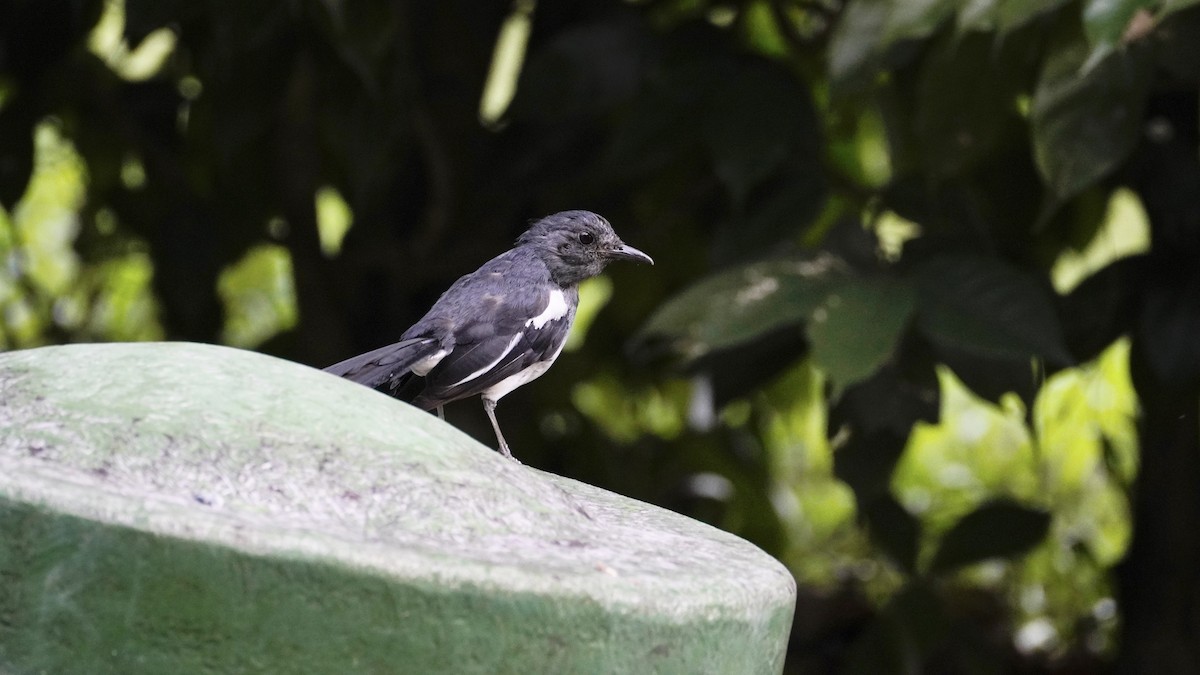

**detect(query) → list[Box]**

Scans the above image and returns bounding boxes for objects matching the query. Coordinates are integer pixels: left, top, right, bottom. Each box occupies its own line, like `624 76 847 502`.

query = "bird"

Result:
325 210 653 461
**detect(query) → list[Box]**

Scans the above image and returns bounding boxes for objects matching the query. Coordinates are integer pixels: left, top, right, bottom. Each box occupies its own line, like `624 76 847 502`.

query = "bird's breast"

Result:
526 288 571 330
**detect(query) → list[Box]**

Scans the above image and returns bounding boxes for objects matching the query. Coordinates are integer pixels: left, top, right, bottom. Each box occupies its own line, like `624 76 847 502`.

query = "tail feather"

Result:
325 338 439 390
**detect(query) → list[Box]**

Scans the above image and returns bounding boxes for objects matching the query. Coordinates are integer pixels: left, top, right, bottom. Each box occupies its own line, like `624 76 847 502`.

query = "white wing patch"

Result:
527 288 569 329
448 334 522 388
410 348 448 377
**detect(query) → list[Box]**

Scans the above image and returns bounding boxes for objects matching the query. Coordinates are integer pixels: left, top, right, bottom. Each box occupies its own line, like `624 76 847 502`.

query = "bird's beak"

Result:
609 242 654 265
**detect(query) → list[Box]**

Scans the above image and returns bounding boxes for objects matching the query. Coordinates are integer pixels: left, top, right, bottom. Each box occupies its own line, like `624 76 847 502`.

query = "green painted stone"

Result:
0 343 795 674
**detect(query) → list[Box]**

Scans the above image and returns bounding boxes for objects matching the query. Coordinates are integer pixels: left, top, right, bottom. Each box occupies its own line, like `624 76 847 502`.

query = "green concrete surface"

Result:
0 342 796 674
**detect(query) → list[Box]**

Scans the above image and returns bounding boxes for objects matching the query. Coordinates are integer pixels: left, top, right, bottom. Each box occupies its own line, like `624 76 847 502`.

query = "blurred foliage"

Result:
3 0 1200 671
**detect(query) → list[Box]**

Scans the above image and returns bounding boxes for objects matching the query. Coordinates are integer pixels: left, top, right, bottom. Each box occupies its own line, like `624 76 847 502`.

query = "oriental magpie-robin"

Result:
325 210 653 461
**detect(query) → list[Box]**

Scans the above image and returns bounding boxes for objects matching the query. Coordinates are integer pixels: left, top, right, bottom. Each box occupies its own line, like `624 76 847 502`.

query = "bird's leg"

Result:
482 398 519 463
436 405 445 421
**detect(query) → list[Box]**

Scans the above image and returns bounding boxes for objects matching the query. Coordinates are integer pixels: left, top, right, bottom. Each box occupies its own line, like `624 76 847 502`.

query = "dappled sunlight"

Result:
217 245 297 349
893 341 1136 654
573 332 1138 654
315 185 354 257
2 121 163 347
479 0 536 128
88 0 178 82
565 276 613 352
10 123 85 297
1052 188 1150 294
571 373 690 443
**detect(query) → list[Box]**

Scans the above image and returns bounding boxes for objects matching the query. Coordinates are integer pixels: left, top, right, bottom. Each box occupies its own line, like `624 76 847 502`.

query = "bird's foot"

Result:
498 445 522 464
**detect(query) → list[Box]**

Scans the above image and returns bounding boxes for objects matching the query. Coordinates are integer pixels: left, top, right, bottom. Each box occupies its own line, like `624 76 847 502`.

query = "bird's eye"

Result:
578 232 594 245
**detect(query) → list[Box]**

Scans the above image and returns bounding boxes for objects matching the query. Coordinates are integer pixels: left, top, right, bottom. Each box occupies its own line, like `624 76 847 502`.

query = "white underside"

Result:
482 339 566 402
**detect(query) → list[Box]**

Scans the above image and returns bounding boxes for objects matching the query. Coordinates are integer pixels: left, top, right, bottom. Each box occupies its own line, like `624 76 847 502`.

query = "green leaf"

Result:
957 0 1000 32
997 0 1073 33
929 499 1052 573
957 0 1073 33
635 255 850 361
1163 0 1200 15
1031 32 1152 200
883 0 958 43
828 0 889 93
1083 0 1156 52
809 277 915 390
913 255 1074 365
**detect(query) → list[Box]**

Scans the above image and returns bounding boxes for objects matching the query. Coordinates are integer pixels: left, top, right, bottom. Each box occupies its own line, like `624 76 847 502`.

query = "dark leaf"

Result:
844 583 951 673
633 254 850 363
833 430 909 505
929 499 1052 573
702 62 815 202
685 325 810 408
831 362 939 503
913 32 1023 177
809 277 916 392
1059 255 1146 363
913 254 1073 365
510 18 650 124
1155 5 1200 83
600 62 708 180
1031 32 1152 200
712 160 828 262
842 607 910 675
936 344 1045 410
863 495 922 574
829 358 941 437
888 583 951 653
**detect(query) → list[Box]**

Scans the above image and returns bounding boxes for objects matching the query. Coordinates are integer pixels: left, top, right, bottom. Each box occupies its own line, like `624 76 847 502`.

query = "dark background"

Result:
3 0 1200 671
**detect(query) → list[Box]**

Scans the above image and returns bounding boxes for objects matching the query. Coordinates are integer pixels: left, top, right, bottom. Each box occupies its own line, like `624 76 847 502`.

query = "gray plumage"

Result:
325 210 653 461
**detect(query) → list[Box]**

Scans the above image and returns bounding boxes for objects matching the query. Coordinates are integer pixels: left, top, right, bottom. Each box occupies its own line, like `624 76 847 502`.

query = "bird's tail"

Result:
324 337 440 390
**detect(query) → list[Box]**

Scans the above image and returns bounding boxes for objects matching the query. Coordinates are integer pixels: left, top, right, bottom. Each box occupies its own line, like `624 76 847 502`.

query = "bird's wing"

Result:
324 337 442 390
416 317 572 406
411 279 576 407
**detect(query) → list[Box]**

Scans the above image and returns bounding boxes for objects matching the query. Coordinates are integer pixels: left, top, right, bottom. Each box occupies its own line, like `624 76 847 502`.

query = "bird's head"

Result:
518 210 653 286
